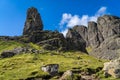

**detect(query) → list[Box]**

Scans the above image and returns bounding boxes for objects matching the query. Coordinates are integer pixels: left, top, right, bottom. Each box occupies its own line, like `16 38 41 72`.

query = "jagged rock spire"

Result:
23 7 43 35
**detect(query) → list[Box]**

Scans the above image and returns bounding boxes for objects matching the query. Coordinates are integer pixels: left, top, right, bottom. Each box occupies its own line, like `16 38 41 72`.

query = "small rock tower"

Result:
23 7 43 35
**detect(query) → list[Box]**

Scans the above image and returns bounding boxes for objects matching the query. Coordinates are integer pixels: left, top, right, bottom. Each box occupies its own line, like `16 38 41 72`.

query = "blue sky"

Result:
0 0 120 36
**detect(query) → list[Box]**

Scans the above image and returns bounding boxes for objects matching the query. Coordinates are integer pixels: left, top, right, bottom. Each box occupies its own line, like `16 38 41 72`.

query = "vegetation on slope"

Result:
0 40 118 80
0 40 25 53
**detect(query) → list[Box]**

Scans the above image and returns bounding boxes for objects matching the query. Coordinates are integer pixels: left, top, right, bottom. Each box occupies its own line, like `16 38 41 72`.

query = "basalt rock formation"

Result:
66 28 86 52
0 7 119 59
23 7 43 35
66 15 120 60
22 7 120 57
22 7 67 51
90 15 120 60
73 25 88 46
88 21 104 48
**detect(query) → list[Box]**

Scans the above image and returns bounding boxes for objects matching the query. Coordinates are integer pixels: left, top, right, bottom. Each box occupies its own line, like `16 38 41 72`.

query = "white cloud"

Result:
61 29 68 37
97 7 107 16
59 13 72 28
67 15 81 27
59 6 108 37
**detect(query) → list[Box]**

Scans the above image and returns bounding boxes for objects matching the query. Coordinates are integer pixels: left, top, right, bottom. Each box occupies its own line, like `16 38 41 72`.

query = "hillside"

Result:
0 40 105 80
0 7 120 80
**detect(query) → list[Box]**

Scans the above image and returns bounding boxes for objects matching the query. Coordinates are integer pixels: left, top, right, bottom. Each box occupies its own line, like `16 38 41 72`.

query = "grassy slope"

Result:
0 40 25 53
0 40 118 80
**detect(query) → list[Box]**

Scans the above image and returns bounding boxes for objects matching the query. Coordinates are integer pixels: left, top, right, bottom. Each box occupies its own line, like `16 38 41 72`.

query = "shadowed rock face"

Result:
73 25 88 46
23 7 43 35
66 28 86 52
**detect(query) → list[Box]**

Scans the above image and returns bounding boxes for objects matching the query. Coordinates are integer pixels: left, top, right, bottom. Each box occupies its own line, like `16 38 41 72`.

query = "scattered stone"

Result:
0 47 41 58
81 75 99 80
41 64 59 76
59 70 73 80
0 51 16 58
103 58 120 78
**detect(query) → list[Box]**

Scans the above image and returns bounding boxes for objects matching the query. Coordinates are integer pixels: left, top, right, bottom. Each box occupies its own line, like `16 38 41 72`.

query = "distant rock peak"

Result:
23 7 43 35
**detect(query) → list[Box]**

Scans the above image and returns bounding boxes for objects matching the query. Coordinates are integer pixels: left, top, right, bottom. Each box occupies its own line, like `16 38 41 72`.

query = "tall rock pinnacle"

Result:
23 7 43 35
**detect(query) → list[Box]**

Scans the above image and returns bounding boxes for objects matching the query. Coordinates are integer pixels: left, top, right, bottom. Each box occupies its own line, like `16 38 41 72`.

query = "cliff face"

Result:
91 15 120 60
66 15 120 60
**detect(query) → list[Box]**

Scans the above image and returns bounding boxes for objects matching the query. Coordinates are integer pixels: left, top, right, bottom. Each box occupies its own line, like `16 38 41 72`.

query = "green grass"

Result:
0 40 117 80
0 40 25 53
29 42 42 50
0 51 106 80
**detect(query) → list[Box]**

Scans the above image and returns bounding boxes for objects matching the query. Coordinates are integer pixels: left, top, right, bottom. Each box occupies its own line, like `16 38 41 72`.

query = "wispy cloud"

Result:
59 7 108 36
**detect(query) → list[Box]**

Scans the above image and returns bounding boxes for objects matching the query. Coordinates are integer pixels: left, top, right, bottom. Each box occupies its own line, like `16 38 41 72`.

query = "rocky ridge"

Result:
0 7 120 60
67 15 120 60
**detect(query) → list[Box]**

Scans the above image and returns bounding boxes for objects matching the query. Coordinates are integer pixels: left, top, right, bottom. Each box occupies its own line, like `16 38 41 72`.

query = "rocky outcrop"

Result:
41 64 59 76
1 7 120 58
89 15 120 60
90 35 120 60
21 7 67 51
23 7 43 35
38 38 66 51
73 25 88 46
0 51 16 58
0 47 41 58
103 58 120 78
66 15 120 60
66 28 86 52
27 30 67 51
97 15 120 39
59 70 73 80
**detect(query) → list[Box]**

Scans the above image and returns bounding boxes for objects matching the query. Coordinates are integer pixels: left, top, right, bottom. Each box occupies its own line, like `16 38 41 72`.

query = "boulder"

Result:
41 64 59 76
23 7 43 35
0 47 41 58
0 51 16 58
0 47 24 58
103 58 120 78
59 70 73 80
